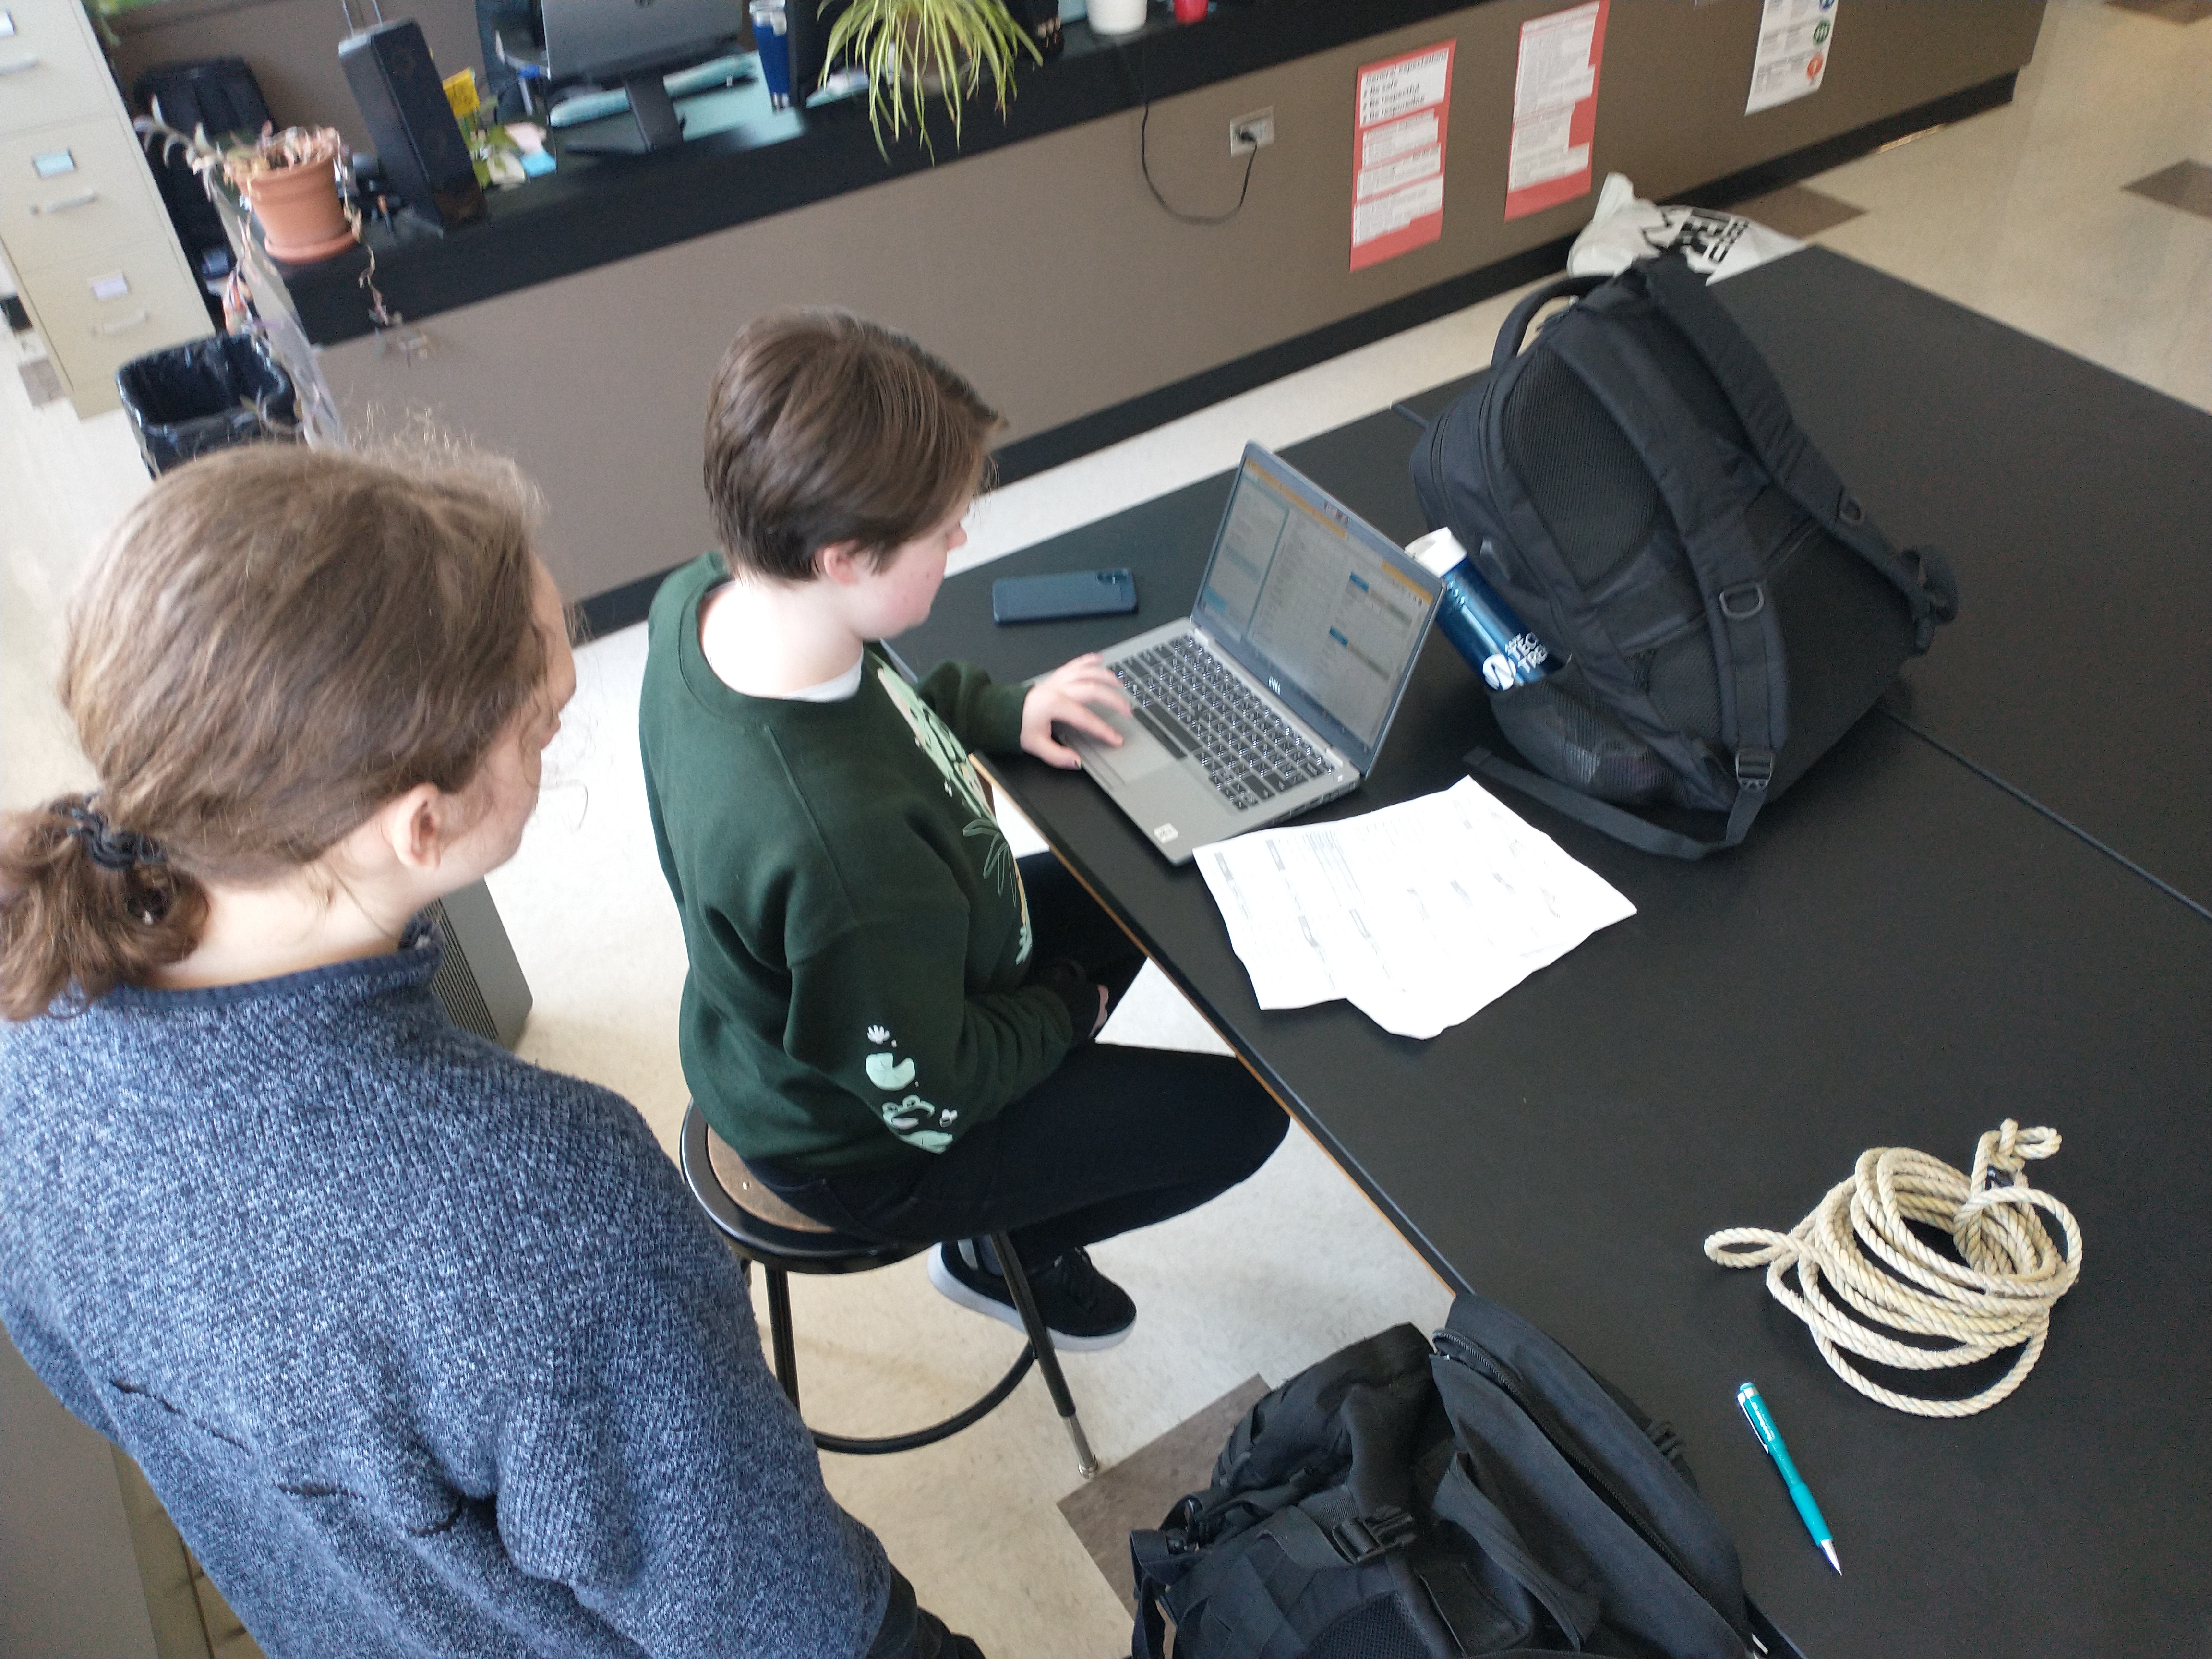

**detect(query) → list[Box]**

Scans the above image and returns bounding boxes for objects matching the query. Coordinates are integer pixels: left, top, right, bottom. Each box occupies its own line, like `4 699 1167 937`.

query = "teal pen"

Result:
1736 1382 1841 1575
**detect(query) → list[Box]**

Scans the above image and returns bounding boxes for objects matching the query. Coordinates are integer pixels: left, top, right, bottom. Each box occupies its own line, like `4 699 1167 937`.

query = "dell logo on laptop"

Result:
1267 676 1282 693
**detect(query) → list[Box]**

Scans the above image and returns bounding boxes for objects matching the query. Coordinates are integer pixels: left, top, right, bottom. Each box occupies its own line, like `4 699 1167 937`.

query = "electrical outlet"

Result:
1229 108 1275 156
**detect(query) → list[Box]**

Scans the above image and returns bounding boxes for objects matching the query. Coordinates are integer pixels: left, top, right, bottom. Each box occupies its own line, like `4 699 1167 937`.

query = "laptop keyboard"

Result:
1112 636 1334 813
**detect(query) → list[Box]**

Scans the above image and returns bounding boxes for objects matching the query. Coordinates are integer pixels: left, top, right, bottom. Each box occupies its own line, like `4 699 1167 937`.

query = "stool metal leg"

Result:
991 1231 1100 1479
764 1264 801 1410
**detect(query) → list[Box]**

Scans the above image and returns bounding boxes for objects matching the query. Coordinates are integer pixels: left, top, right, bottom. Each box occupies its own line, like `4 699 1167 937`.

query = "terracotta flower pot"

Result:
246 158 353 264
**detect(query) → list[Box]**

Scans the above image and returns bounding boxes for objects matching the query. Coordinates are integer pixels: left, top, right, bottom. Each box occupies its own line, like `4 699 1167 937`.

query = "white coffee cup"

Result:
1086 0 1150 36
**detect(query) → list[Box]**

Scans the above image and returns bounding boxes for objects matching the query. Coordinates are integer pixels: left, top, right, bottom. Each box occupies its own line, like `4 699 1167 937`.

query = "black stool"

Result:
679 1102 1099 1477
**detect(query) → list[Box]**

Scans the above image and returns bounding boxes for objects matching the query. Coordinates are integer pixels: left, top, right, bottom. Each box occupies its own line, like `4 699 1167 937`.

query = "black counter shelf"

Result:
279 0 1485 345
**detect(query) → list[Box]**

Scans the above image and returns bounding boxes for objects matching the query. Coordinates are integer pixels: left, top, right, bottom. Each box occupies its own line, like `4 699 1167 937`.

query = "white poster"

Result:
1504 0 1609 221
1351 42 1455 270
1746 0 1838 115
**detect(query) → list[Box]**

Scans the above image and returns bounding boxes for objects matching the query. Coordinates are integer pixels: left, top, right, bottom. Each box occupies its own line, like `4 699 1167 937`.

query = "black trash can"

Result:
115 334 299 476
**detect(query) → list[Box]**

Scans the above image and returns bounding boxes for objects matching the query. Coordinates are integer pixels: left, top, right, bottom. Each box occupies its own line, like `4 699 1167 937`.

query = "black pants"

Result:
866 1568 984 1659
758 855 1287 1268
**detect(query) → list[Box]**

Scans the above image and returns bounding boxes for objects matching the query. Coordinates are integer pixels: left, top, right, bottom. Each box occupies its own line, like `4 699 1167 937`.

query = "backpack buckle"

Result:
1327 1506 1418 1564
1735 748 1775 794
1719 582 1766 621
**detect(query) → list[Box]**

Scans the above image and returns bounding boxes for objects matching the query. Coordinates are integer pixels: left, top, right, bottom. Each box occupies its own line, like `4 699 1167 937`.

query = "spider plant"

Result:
134 117 399 325
822 0 1042 157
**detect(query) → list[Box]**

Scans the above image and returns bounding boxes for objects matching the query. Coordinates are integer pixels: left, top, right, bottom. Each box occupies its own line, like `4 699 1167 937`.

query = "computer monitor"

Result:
540 0 745 153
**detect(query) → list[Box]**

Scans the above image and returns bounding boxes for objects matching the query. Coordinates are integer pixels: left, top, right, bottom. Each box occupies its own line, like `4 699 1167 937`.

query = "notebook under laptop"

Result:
1067 444 1442 866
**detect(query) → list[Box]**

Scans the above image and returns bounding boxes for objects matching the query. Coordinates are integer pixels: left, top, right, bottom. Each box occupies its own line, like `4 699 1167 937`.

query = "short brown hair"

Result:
703 309 1001 581
0 445 550 1020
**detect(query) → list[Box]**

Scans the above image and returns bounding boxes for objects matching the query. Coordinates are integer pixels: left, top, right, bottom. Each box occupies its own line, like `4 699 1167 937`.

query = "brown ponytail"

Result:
0 444 548 1021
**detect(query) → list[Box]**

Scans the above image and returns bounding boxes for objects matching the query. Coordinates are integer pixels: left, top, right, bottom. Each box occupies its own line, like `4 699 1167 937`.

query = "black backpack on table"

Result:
1130 1294 1767 1659
1410 253 1959 858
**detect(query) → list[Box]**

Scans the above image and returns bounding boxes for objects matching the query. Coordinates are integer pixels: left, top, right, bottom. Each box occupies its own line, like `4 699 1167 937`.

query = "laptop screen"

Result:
1192 445 1440 774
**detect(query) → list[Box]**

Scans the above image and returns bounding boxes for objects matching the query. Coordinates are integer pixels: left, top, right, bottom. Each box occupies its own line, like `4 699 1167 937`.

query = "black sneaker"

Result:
928 1240 1136 1351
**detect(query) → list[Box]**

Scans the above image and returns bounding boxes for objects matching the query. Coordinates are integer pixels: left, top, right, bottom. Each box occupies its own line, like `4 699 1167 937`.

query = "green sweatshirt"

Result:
639 554 1075 1173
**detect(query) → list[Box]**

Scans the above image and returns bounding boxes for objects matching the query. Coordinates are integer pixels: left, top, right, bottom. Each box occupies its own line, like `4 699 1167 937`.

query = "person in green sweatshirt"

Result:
640 310 1287 1347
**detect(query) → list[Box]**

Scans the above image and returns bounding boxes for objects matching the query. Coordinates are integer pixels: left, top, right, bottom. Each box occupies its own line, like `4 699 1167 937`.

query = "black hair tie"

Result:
61 804 166 874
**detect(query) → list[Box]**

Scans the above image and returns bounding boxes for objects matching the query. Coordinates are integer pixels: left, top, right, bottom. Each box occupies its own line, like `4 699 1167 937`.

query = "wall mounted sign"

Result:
1746 0 1838 114
1504 0 1609 223
1350 41 1455 273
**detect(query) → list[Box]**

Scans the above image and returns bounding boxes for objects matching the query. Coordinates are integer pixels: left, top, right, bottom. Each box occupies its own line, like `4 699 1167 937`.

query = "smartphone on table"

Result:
991 568 1137 625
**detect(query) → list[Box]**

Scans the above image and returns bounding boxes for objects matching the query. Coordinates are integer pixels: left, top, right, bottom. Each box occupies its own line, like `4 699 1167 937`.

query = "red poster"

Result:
1350 42 1455 273
1503 0 1610 222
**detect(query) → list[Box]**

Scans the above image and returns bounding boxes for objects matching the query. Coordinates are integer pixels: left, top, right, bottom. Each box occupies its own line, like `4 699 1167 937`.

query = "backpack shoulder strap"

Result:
1543 289 1789 833
1477 321 1742 809
1130 1529 1183 1659
1468 746 1759 859
1637 255 1960 650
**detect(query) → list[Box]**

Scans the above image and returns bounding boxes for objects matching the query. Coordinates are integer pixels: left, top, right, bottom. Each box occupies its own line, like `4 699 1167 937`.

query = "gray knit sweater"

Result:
0 928 889 1658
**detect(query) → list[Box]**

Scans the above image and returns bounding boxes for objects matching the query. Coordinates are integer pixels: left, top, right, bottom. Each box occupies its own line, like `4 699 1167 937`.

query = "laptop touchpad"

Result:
1082 710 1174 784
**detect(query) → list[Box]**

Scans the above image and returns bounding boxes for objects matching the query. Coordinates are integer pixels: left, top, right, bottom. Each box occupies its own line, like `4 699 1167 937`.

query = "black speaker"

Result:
785 0 845 107
338 21 486 231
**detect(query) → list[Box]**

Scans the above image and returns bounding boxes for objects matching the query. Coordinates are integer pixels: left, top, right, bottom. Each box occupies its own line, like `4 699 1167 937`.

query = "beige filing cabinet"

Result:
0 0 207 417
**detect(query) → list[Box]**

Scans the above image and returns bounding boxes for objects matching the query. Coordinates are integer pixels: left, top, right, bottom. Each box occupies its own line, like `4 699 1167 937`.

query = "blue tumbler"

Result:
1408 528 1562 691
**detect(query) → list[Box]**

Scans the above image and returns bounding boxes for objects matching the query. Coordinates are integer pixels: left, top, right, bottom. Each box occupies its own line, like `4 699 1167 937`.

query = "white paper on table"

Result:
1195 777 1636 1040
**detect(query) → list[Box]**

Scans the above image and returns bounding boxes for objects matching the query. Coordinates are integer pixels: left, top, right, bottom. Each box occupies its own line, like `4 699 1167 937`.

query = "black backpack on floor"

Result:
1410 253 1958 858
1129 1295 1761 1659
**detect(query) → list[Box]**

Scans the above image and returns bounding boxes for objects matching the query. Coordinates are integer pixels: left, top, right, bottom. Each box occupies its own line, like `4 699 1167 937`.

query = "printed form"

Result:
1197 777 1635 1039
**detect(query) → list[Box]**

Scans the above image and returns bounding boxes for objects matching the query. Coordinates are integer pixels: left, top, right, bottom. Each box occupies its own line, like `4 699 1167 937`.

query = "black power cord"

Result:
1143 104 1260 224
1117 38 1260 226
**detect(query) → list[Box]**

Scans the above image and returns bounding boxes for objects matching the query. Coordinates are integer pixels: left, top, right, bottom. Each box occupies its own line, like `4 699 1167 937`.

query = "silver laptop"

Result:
1068 444 1442 865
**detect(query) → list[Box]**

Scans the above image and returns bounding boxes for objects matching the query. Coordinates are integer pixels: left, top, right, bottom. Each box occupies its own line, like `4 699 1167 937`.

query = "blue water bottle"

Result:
750 0 793 109
1408 528 1561 691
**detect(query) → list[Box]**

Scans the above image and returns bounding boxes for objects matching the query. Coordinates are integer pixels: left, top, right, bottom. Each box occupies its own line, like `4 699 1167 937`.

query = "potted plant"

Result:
137 117 400 325
823 0 1043 156
221 127 354 263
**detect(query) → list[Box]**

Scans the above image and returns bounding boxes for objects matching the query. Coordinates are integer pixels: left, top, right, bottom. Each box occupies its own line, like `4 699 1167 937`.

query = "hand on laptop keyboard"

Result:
1114 637 1330 813
1023 653 1130 769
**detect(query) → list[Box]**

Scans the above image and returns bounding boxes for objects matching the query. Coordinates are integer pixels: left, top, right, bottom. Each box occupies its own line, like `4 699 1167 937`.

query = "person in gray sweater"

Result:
0 447 979 1659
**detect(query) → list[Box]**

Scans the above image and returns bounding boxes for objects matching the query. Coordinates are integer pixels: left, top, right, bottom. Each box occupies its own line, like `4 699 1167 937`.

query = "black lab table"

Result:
892 250 2212 1656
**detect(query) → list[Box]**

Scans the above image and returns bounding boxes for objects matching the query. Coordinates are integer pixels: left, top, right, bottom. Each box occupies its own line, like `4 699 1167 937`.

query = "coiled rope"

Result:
1704 1121 2082 1418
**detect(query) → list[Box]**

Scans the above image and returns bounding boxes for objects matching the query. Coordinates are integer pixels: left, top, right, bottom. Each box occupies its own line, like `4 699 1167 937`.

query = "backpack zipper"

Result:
1763 518 1819 580
1432 1331 1737 1637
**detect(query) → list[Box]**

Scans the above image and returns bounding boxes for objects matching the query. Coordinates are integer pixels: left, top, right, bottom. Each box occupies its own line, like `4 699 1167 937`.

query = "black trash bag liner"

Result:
116 334 298 476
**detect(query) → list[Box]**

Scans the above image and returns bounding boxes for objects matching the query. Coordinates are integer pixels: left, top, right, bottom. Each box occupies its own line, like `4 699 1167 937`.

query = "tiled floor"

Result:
1724 183 1867 239
3 3 2207 1654
2126 156 2212 216
2107 0 2212 24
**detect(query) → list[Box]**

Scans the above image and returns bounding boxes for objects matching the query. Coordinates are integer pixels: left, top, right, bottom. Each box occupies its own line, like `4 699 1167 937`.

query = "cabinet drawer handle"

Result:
0 54 40 75
89 308 149 337
32 189 98 214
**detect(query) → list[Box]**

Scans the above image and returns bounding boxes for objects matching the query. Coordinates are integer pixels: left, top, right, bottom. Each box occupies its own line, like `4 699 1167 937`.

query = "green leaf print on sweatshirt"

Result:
875 664 1032 964
864 1024 955 1152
